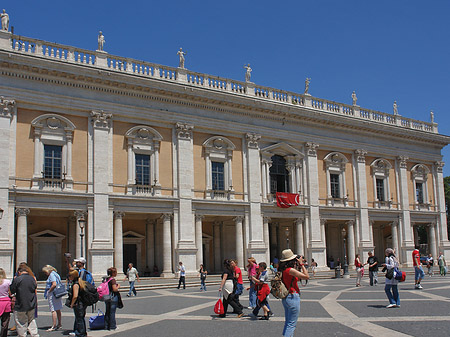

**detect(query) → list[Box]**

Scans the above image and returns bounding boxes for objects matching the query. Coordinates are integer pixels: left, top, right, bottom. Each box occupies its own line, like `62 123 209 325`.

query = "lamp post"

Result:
285 227 290 249
78 218 86 258
341 227 349 277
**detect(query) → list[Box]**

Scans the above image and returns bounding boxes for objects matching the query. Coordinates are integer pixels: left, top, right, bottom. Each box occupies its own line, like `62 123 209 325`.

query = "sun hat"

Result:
280 249 298 262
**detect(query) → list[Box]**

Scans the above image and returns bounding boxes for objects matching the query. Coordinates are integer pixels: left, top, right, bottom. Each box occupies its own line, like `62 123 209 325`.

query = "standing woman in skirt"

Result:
279 249 309 337
42 265 63 331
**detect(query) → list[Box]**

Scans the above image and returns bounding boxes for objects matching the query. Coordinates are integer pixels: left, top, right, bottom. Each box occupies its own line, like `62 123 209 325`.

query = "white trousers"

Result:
14 310 40 337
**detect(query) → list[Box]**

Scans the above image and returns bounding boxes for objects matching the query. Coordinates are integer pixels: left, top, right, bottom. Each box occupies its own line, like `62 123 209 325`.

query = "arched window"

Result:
411 164 430 210
324 152 348 206
370 158 392 208
270 155 290 193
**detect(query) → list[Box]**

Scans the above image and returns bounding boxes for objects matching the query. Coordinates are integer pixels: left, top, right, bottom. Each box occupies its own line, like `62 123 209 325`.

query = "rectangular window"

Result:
135 154 151 186
212 161 224 191
376 178 385 201
416 182 424 204
330 173 340 198
44 145 62 179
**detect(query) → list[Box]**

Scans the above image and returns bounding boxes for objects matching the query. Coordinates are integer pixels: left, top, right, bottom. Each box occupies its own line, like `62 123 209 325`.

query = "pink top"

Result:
248 263 258 279
0 279 10 298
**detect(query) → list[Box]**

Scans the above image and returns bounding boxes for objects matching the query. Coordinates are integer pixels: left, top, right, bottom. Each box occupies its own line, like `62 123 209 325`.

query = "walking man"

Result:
177 262 186 289
366 251 379 286
413 245 424 289
124 263 139 297
438 252 447 276
10 267 39 337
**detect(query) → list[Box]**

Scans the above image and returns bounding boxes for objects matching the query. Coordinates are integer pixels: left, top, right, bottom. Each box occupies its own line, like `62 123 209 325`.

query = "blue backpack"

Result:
80 269 95 286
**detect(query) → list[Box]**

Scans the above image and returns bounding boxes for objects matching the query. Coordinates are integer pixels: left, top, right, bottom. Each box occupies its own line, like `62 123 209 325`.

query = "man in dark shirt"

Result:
366 251 379 286
10 267 39 337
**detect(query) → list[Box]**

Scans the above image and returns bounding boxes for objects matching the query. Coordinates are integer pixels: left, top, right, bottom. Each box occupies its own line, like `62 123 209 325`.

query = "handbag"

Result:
53 282 68 298
385 268 394 279
89 309 105 330
214 296 225 315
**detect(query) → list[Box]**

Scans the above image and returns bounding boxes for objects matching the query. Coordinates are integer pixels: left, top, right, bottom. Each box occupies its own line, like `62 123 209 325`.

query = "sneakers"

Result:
415 284 423 289
268 311 274 317
69 333 76 336
247 306 254 310
386 304 396 308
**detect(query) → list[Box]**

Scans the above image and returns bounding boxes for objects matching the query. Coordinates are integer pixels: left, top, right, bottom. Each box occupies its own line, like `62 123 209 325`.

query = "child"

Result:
251 262 271 320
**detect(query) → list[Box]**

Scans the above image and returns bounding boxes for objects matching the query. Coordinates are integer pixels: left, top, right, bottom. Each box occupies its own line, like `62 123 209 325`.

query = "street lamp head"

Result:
285 227 290 237
78 218 86 230
0 208 3 220
341 227 347 237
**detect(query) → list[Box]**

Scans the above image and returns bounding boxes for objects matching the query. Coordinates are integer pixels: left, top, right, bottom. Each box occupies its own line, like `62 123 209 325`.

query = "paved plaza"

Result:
23 275 450 337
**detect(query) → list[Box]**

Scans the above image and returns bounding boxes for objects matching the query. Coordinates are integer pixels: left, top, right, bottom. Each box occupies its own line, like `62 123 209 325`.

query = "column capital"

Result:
246 133 261 149
354 149 367 163
0 96 16 118
90 110 112 129
195 214 205 222
161 213 173 221
15 208 30 217
305 142 319 157
176 122 194 140
146 218 156 225
397 155 409 169
74 210 87 221
346 220 355 227
391 220 398 227
320 218 327 226
234 216 244 223
294 218 304 225
262 216 271 223
114 211 125 219
435 161 445 173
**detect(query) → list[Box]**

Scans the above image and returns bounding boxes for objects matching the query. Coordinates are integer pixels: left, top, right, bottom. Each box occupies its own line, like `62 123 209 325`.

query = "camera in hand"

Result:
64 252 72 258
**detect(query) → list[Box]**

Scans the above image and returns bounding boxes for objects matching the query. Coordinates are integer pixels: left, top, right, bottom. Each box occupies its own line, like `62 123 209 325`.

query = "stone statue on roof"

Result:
1 9 9 31
393 101 398 115
97 31 105 51
244 64 252 82
430 110 434 123
177 48 186 68
304 78 311 94
352 91 357 106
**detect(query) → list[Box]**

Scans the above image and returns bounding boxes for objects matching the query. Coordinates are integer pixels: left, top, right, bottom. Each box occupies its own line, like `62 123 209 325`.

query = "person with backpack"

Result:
278 249 309 337
198 264 207 291
104 267 120 331
67 270 87 337
42 265 63 331
383 248 400 308
251 262 271 320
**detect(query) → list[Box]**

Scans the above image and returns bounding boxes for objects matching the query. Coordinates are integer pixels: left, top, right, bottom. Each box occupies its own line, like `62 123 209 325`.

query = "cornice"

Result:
1 52 449 147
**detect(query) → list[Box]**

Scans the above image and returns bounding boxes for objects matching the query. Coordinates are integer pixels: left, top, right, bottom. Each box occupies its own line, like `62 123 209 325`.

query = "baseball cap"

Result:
74 257 86 264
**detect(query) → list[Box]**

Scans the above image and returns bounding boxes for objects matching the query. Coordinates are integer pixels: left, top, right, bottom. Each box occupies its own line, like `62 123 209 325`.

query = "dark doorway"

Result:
123 244 137 274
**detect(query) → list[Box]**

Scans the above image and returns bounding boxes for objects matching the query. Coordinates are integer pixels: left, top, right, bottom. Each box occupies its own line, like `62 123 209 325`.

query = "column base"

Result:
308 241 327 268
400 241 415 267
89 248 114 276
0 249 14 277
247 241 267 263
160 272 175 278
176 246 197 273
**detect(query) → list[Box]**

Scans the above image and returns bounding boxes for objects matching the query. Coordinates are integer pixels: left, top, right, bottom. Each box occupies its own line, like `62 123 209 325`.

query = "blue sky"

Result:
4 1 450 175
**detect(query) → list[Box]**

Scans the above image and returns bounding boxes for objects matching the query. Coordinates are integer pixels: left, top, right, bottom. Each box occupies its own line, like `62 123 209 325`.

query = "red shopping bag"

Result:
214 298 225 315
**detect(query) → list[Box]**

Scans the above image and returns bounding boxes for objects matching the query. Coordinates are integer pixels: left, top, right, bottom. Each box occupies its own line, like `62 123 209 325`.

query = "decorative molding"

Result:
262 216 271 224
90 110 112 129
305 142 319 157
346 220 355 227
246 133 261 149
354 149 367 163
0 96 15 118
397 156 409 169
176 122 194 140
15 208 30 217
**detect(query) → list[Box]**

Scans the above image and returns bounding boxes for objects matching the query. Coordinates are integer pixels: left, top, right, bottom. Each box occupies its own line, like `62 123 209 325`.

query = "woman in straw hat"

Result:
278 249 309 337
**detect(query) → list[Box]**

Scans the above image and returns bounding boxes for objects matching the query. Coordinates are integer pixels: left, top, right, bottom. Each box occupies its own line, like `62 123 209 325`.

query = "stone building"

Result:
0 24 449 279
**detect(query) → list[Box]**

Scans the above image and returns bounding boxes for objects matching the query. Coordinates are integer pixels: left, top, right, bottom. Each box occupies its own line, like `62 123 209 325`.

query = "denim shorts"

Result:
415 266 425 280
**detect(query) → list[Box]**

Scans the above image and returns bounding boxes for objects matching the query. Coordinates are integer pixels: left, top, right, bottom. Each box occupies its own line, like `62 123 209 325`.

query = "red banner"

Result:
276 192 300 208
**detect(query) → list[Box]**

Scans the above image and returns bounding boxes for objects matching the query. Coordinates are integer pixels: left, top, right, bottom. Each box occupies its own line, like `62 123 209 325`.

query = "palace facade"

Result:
0 26 449 279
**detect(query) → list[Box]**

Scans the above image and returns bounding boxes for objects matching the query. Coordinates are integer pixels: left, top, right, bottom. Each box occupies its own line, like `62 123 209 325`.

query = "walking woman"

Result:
246 257 258 309
105 267 120 330
355 254 363 287
279 249 309 337
67 270 87 337
218 259 244 318
199 264 207 291
0 268 11 337
384 248 400 308
42 265 63 331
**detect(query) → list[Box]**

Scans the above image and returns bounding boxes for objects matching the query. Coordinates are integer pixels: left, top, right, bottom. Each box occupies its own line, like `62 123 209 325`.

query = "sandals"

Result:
46 325 61 332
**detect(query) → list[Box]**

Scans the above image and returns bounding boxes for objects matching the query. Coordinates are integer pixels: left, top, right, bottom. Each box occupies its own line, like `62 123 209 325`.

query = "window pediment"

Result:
370 158 392 176
32 114 75 142
324 152 348 170
126 126 163 154
261 142 304 158
203 136 235 157
411 164 429 180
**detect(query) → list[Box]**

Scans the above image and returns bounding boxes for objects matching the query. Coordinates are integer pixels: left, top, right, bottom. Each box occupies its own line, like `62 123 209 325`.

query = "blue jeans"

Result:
415 266 425 281
248 282 257 308
73 302 86 336
384 284 400 305
105 294 118 330
200 278 206 291
282 293 300 337
128 281 137 296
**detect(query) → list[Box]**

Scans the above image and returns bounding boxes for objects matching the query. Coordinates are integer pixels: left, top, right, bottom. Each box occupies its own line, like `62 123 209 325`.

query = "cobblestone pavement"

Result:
21 274 450 336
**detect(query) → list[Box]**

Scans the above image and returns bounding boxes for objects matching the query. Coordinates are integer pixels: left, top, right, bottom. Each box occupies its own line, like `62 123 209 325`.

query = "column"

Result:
270 223 278 260
295 218 304 255
391 221 399 261
235 216 245 267
146 219 155 272
245 133 265 262
354 149 373 259
15 208 29 265
113 211 124 274
161 213 173 277
429 223 437 260
347 220 356 266
74 211 87 259
434 161 450 256
397 155 414 265
262 216 270 264
175 123 196 269
195 214 204 268
305 142 326 266
213 222 221 272
261 160 267 201
68 216 77 258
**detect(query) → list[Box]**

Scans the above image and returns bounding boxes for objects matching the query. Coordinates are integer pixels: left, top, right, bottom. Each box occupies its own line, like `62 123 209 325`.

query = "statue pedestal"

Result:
95 50 108 68
177 67 187 83
0 30 12 50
